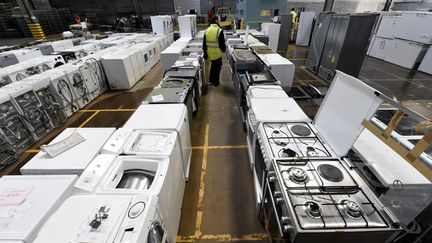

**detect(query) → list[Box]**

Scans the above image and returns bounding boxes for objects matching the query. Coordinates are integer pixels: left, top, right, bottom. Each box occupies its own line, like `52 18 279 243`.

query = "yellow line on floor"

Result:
78 111 100 128
25 149 41 153
177 233 269 242
194 124 209 238
78 108 137 112
192 145 247 150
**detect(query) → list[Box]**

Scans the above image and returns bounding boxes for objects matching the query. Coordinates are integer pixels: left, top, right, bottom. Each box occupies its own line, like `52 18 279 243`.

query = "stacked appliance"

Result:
123 104 192 180
295 11 315 47
368 11 432 70
20 127 116 175
178 14 197 38
306 13 378 82
256 53 295 91
0 175 77 242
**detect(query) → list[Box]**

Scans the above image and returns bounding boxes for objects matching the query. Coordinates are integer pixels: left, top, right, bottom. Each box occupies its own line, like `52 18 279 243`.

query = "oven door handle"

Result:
265 178 284 237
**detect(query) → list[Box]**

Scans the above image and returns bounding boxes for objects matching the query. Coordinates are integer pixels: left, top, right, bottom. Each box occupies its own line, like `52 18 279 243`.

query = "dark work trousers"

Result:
209 57 222 85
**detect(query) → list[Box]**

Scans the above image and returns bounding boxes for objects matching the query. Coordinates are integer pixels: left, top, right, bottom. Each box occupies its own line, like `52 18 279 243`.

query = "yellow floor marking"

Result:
192 145 247 150
177 233 269 242
194 124 209 238
24 149 41 153
78 109 136 112
78 111 100 128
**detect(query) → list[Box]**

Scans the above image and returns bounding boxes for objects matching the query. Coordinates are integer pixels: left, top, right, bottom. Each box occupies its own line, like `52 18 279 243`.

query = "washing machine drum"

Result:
115 169 155 190
148 222 167 243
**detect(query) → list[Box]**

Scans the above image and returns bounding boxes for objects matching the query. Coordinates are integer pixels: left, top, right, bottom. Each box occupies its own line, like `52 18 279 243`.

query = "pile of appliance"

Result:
0 114 190 242
368 11 432 74
0 27 175 171
239 64 432 242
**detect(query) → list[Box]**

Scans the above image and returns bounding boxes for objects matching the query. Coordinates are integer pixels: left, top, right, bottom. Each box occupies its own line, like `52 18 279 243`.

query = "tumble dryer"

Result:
0 92 34 154
101 50 139 89
33 194 169 243
123 104 192 180
58 64 91 108
24 74 67 127
46 69 79 117
20 127 116 175
0 175 77 243
75 155 182 242
8 85 54 140
72 58 105 101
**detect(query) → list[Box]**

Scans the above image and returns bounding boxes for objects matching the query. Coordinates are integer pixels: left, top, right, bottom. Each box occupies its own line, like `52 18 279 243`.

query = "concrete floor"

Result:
1 44 431 242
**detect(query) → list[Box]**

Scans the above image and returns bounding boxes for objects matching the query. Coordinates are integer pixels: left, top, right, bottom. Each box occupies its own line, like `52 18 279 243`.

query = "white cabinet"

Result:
395 11 432 44
151 15 173 36
296 11 315 46
419 46 432 75
386 38 429 69
178 15 197 38
257 53 295 90
376 15 401 39
368 36 394 60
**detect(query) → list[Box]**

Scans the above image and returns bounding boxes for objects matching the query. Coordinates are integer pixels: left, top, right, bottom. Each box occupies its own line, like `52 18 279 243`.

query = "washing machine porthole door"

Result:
147 221 168 243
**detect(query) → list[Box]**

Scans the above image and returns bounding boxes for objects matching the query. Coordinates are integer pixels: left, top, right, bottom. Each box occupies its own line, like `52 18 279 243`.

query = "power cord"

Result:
57 78 77 112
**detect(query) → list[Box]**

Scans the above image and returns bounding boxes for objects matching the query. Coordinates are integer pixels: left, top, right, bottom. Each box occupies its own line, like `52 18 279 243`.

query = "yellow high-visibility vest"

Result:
205 24 222 60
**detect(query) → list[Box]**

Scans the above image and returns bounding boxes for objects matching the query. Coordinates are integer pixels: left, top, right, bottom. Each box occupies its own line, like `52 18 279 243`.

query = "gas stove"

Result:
260 122 335 161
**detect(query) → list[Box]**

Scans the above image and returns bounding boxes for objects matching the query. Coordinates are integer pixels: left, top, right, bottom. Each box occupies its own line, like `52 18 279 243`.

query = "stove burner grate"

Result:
317 164 344 182
341 200 363 219
287 167 309 184
305 201 321 218
291 124 312 136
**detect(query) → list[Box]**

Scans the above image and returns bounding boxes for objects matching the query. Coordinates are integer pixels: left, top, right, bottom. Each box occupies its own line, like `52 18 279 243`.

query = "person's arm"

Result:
203 34 208 59
218 30 226 53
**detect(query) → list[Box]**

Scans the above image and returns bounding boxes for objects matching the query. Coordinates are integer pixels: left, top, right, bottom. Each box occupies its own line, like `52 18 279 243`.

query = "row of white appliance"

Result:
368 11 432 73
2 109 190 242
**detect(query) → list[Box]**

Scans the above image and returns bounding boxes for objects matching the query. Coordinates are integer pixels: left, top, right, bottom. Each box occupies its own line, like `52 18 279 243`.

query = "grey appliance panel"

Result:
305 13 332 74
277 15 292 51
0 54 19 68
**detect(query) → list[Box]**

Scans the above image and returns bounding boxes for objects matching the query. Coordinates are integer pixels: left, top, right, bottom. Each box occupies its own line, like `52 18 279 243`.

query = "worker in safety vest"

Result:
290 8 297 24
203 15 226 87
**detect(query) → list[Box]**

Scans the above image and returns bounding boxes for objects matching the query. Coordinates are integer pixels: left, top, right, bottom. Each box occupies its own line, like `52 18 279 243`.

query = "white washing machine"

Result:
45 69 79 117
20 127 116 175
101 50 138 90
38 54 66 69
24 75 68 127
123 104 192 180
8 84 54 140
0 63 28 83
0 48 43 63
0 175 77 243
123 48 145 82
101 128 186 186
127 43 154 76
75 154 182 242
57 63 91 108
72 58 103 101
0 92 34 154
33 193 169 243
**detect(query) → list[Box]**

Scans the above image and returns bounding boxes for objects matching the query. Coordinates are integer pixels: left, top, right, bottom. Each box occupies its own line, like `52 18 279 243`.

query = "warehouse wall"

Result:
200 0 236 15
392 0 432 10
174 0 200 14
285 0 387 13
236 0 287 23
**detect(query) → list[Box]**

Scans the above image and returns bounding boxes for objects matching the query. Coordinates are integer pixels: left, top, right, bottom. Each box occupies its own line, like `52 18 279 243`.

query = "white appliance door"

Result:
296 11 315 46
314 71 382 157
250 97 311 122
419 46 432 75
386 38 426 69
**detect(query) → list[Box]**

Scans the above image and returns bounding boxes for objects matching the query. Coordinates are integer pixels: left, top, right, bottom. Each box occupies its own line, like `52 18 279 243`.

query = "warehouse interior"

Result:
0 0 432 243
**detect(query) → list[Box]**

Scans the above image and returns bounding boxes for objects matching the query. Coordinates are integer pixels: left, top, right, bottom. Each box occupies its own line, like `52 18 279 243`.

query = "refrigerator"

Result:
317 13 378 82
296 11 315 47
305 12 332 74
419 46 432 75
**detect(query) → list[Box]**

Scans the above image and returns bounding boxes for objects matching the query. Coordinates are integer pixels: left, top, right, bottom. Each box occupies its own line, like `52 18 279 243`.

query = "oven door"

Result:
259 174 286 240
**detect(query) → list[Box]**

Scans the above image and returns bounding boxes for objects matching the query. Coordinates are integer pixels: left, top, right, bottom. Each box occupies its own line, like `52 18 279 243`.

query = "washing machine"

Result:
45 69 79 117
8 84 54 140
51 51 77 63
123 48 145 81
61 46 88 60
123 104 192 180
75 154 183 242
58 63 91 108
0 92 34 154
0 175 77 243
38 39 74 54
71 58 104 101
126 44 152 76
0 48 42 64
24 74 68 127
0 52 19 68
102 128 185 181
101 50 139 90
20 127 116 175
0 132 18 171
0 63 28 83
33 193 169 243
39 54 66 69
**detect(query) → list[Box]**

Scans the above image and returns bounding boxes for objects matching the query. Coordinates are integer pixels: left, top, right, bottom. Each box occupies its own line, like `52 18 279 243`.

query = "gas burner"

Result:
317 164 344 182
271 129 289 137
305 201 321 218
306 146 318 156
291 124 311 136
287 167 309 184
280 148 298 157
341 200 363 219
274 138 288 147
